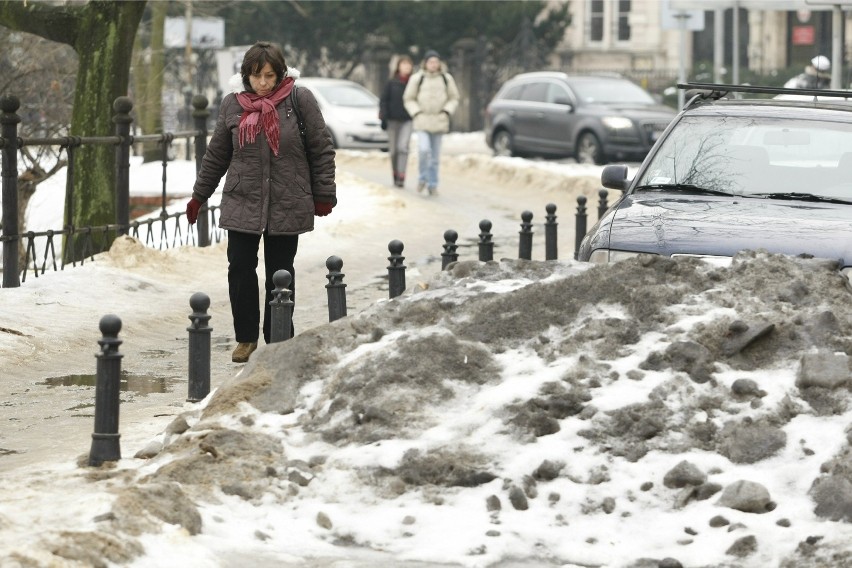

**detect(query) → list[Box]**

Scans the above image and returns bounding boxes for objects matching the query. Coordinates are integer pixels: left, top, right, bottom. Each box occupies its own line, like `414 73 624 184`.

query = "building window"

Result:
590 0 604 42
617 0 631 41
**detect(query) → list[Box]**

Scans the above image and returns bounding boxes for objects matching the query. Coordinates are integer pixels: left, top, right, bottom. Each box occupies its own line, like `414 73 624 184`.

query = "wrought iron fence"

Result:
0 94 221 288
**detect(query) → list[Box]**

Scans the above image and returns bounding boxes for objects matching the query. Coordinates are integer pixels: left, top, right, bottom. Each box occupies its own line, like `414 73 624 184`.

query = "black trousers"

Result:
227 230 298 344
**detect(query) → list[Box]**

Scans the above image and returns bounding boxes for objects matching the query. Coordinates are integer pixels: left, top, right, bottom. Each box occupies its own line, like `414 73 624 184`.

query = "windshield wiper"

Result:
633 183 734 196
752 192 852 205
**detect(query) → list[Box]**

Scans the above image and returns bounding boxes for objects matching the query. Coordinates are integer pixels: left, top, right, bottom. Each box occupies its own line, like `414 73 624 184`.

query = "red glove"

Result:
186 197 202 225
314 201 333 217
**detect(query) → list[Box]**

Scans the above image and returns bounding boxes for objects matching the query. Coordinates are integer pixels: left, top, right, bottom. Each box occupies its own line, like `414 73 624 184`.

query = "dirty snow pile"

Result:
5 251 852 568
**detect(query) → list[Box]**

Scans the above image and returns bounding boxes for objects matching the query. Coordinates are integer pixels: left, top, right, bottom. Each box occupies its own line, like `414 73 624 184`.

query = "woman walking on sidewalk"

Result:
403 49 460 195
185 41 336 363
379 55 414 188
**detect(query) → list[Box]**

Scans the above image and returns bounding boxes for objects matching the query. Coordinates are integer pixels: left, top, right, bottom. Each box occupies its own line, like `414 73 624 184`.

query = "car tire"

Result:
492 130 514 157
576 132 604 165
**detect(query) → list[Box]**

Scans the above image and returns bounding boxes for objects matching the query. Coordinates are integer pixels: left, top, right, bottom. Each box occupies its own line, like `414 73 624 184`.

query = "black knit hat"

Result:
423 49 441 62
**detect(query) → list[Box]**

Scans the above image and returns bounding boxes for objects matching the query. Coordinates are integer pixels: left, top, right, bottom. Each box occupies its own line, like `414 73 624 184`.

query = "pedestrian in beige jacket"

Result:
186 41 336 362
403 50 460 195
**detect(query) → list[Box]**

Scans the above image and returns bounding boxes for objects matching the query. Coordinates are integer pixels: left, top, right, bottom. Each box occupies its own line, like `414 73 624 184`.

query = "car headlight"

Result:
588 249 646 263
601 116 634 131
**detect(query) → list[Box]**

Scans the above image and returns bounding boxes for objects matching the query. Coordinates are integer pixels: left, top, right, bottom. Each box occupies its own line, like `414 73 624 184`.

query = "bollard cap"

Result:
272 269 292 289
443 229 458 243
189 292 211 313
479 219 492 232
99 314 122 337
326 255 343 272
388 239 404 255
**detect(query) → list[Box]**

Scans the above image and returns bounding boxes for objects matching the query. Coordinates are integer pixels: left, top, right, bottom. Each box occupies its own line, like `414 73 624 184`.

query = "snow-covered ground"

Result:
2 134 852 567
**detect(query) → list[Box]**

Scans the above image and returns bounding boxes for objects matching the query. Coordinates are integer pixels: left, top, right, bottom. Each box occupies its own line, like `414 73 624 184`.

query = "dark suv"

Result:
484 72 675 164
577 82 852 286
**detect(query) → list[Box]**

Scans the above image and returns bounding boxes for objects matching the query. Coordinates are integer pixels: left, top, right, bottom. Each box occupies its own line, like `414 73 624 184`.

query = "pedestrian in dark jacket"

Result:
380 55 413 188
186 41 336 363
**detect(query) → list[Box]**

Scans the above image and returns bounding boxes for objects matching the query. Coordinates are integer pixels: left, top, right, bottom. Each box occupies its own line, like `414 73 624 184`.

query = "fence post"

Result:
187 292 212 403
518 210 533 260
574 195 588 261
545 203 558 261
387 239 406 299
598 189 609 220
113 97 133 237
88 314 123 466
1 95 21 288
441 229 459 269
478 219 494 262
325 256 347 322
269 269 294 343
193 95 211 247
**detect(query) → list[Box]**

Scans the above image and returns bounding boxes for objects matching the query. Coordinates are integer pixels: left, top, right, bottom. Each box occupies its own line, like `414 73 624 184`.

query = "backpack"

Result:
418 72 448 90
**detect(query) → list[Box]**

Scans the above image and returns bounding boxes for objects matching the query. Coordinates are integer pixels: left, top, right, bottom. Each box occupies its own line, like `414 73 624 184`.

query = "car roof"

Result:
297 77 373 89
509 71 627 83
680 82 852 115
683 100 852 120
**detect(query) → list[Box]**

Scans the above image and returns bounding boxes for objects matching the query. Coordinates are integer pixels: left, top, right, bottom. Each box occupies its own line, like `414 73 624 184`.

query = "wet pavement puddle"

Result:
39 371 179 395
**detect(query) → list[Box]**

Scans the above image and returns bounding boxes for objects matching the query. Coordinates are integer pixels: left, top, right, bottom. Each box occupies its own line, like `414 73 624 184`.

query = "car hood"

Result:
607 193 852 266
584 102 676 120
321 103 382 125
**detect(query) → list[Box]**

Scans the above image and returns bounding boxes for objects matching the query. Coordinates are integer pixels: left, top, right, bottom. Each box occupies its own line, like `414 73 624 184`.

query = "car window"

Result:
636 114 852 198
570 79 655 104
500 83 525 100
520 82 549 103
310 84 377 107
546 84 572 104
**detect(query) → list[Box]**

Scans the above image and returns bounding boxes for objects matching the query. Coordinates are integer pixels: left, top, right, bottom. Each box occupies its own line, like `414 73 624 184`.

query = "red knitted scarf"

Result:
236 76 294 157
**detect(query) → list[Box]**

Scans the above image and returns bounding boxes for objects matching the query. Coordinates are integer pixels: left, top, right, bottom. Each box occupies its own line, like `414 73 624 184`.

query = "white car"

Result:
297 77 388 151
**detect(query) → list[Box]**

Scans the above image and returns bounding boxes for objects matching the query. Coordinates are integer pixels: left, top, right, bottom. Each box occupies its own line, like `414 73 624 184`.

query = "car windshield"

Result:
311 84 377 108
571 79 655 105
635 114 852 200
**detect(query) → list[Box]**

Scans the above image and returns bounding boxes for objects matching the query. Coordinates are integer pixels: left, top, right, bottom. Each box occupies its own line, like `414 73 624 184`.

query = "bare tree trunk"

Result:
0 0 147 259
141 1 166 163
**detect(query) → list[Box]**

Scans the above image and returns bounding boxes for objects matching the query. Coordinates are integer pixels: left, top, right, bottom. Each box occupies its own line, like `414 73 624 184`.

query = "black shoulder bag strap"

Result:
291 86 309 150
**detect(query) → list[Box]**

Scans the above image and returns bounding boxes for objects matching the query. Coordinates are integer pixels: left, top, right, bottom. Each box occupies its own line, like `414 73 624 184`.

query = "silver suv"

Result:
484 72 675 164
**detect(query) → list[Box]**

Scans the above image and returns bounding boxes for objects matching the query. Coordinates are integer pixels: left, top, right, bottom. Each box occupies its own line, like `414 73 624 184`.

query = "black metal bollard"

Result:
518 210 534 260
1 95 21 288
192 95 211 247
478 219 494 262
269 269 294 343
545 203 558 261
187 292 212 403
325 256 347 322
88 314 123 467
441 229 459 269
598 189 609 220
574 195 588 260
387 240 406 299
113 97 133 236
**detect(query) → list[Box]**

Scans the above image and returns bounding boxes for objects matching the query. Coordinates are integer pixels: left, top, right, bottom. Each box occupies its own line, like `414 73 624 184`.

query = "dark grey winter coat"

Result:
192 73 336 236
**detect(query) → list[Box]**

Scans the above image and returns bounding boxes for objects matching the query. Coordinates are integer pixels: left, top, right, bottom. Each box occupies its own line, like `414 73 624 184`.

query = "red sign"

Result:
793 25 815 46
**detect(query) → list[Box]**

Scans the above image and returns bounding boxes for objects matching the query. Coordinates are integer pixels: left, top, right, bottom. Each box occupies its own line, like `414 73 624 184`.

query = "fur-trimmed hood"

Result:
228 67 301 94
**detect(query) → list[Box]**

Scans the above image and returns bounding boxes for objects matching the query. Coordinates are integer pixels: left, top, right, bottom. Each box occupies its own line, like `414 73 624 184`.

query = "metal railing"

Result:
0 94 220 288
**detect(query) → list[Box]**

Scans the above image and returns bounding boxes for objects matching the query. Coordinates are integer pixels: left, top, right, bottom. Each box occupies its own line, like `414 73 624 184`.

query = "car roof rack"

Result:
677 82 852 108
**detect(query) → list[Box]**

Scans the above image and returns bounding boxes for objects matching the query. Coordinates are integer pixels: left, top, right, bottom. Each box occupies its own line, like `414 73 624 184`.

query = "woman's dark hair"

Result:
240 41 287 92
394 55 413 77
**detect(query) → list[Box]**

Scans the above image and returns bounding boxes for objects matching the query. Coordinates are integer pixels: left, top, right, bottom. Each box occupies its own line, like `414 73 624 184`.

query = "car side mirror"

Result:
601 164 630 191
553 97 574 111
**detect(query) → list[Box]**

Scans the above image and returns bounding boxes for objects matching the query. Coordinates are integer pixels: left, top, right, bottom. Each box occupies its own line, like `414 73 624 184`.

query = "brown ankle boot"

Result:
232 342 257 363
